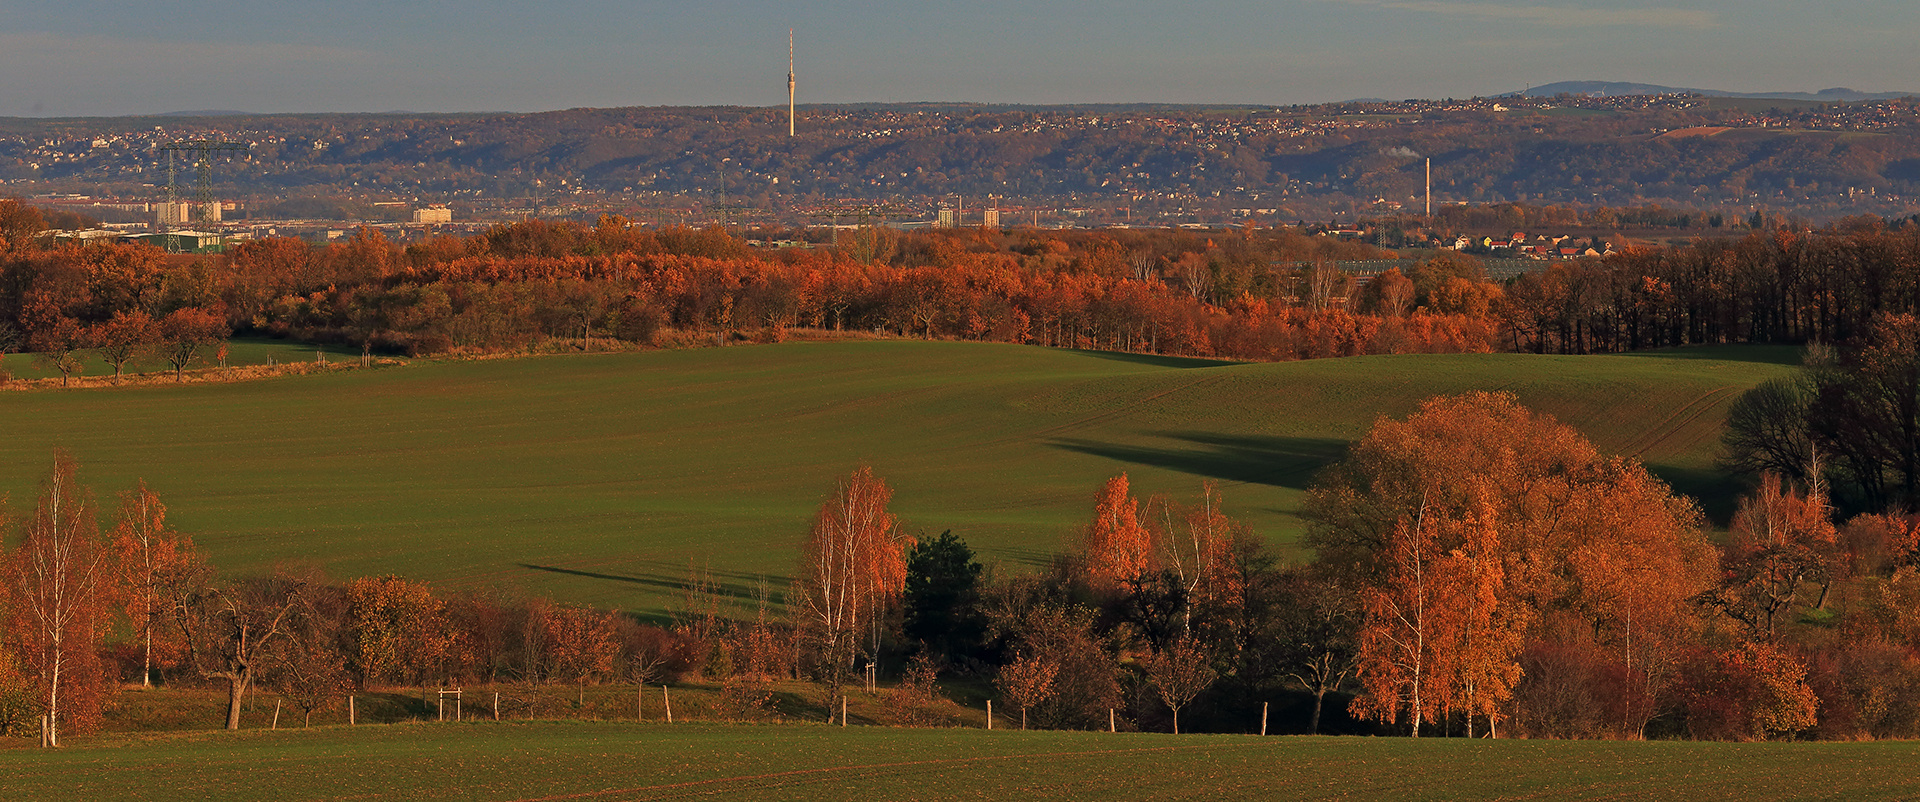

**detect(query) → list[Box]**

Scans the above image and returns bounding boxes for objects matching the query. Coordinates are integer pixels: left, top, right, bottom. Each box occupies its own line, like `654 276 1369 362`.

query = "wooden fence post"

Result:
986 700 992 730
494 692 500 721
637 687 643 721
273 700 282 730
1261 702 1268 736
841 696 847 727
1109 709 1115 733
663 686 672 723
349 696 356 726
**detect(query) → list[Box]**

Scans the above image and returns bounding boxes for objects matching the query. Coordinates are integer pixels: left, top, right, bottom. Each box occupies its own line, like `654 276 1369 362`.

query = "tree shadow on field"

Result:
1049 432 1351 489
1647 463 1745 527
1059 348 1241 369
519 563 791 610
1615 343 1803 366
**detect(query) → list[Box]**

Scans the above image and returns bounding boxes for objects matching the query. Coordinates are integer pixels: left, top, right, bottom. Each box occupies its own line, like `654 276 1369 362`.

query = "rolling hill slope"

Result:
0 341 1797 612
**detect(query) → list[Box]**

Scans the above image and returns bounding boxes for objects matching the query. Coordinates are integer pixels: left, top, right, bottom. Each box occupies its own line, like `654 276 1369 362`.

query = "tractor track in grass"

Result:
1619 386 1742 459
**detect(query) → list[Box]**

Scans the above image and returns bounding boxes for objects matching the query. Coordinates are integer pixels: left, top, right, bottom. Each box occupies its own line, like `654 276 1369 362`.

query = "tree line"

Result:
1504 218 1920 355
0 453 722 745
13 384 1920 744
769 392 1920 741
20 199 1920 380
1 199 1507 375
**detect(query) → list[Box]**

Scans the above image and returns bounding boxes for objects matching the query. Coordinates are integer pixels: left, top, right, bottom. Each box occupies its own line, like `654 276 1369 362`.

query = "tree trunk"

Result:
1309 687 1326 735
226 673 250 730
46 652 61 748
143 620 153 688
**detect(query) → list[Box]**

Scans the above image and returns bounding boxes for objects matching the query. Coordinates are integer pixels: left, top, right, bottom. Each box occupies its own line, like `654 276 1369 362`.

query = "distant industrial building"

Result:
129 230 225 254
51 229 127 246
413 205 453 224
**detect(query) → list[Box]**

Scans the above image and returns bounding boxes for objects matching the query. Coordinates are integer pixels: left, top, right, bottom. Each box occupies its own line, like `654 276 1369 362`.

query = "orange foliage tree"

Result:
1708 472 1842 639
346 575 452 687
539 604 619 703
108 481 195 687
1154 481 1244 634
1671 641 1819 741
1311 392 1714 738
793 466 912 689
6 452 111 747
1082 473 1153 591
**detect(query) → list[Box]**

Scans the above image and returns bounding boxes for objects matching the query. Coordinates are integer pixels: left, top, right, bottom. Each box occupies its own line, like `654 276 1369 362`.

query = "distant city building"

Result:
154 201 220 225
413 205 453 224
937 207 957 228
155 201 193 225
982 207 1000 228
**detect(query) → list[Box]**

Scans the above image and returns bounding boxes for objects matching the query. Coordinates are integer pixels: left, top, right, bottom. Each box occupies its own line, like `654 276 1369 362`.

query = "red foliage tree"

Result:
87 309 155 384
154 307 229 381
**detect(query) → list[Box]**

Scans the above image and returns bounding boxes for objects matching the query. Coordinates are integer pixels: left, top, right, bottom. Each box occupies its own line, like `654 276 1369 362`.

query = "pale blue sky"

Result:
1 0 1915 116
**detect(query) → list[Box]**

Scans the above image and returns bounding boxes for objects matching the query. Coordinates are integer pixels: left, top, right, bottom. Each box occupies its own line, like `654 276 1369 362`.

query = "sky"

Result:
1 0 1916 117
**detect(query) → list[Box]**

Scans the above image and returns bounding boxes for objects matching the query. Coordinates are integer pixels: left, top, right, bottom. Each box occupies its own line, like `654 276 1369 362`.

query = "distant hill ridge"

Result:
1511 81 1917 102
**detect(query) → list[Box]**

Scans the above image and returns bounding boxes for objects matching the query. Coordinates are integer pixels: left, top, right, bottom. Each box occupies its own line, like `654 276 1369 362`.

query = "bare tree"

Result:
176 570 309 730
1145 635 1216 734
1276 567 1361 735
273 642 350 726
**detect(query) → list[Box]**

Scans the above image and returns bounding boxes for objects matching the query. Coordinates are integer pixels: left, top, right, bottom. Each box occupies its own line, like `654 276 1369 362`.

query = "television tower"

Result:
787 30 796 137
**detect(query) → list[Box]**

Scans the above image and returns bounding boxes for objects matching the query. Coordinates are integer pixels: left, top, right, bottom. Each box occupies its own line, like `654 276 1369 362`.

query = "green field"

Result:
0 340 1796 612
8 721 1915 800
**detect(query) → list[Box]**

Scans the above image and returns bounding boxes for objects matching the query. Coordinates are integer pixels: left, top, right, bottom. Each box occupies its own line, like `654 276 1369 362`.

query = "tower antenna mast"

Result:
787 30 796 137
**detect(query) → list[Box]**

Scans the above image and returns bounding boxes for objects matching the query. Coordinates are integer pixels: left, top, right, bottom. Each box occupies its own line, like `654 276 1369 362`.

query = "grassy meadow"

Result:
8 720 1916 801
0 340 1797 613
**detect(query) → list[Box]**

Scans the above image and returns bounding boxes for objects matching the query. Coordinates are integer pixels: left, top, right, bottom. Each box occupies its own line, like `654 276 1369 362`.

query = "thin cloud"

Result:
1312 0 1717 29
